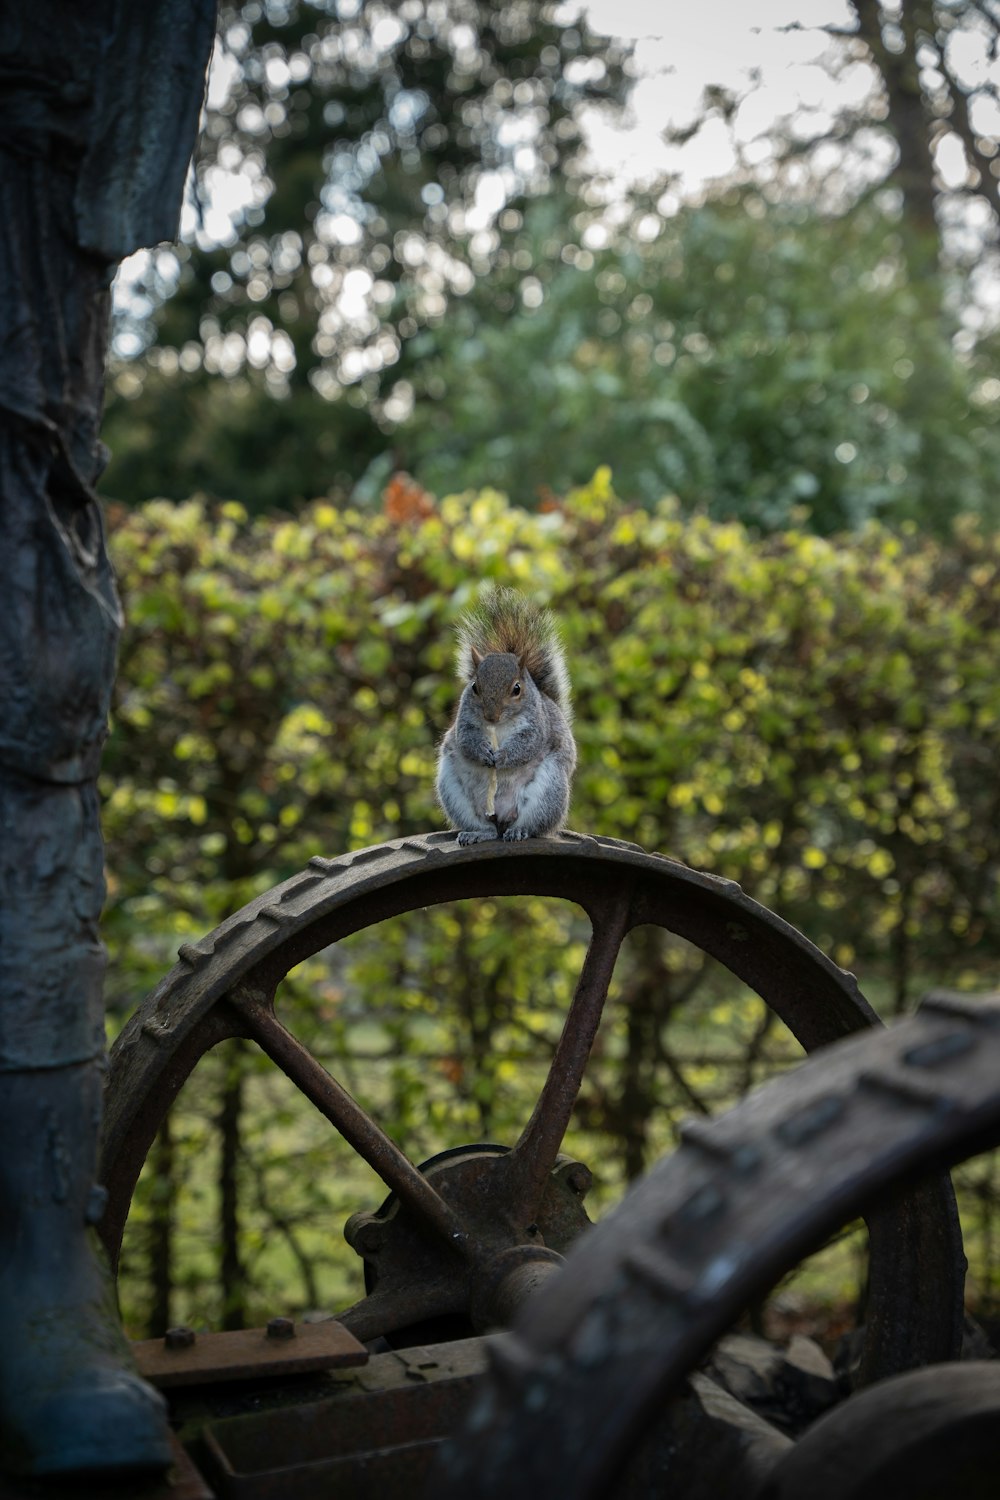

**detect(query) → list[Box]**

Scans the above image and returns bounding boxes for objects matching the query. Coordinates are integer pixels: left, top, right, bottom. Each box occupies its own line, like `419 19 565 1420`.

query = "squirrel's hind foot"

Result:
456 829 499 845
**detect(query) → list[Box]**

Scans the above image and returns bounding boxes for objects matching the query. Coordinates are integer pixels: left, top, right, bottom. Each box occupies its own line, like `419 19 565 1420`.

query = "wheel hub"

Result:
344 1144 593 1341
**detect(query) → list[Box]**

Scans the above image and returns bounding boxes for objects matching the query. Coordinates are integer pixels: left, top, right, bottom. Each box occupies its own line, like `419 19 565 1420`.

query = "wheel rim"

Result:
100 832 963 1369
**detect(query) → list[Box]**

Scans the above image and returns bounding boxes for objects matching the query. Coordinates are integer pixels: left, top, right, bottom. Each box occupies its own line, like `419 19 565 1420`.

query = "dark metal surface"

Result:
756 1361 1000 1500
613 1372 792 1500
193 1354 794 1500
341 1144 592 1343
0 3 215 1074
134 1320 367 1389
101 832 963 1378
166 1434 219 1500
434 991 1000 1500
194 1338 491 1500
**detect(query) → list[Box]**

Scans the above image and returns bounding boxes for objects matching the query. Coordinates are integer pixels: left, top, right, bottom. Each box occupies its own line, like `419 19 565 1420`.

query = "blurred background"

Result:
99 0 1000 1352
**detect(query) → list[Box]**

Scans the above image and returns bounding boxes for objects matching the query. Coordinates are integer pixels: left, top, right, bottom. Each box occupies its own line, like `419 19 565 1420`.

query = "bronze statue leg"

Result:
0 3 214 1474
0 432 173 1476
0 99 161 1482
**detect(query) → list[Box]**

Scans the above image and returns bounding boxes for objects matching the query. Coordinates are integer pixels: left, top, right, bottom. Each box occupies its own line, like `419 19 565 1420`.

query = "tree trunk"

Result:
851 0 942 278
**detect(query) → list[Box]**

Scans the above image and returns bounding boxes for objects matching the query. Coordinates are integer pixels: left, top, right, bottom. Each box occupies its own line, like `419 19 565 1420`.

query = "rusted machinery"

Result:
69 834 998 1497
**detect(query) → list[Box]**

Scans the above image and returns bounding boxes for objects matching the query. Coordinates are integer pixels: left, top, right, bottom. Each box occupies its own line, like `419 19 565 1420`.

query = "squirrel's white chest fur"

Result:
490 717 520 753
441 717 541 823
485 717 533 823
491 758 538 825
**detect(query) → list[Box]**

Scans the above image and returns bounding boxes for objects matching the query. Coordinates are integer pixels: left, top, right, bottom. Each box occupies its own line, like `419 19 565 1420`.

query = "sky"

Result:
582 0 1000 200
581 0 864 194
579 0 999 325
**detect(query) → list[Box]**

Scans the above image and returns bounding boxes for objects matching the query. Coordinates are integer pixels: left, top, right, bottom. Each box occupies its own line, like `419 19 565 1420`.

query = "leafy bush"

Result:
103 473 1000 993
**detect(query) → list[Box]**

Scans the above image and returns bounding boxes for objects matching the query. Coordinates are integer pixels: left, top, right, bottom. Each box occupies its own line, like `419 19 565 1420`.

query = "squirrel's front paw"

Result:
478 742 497 767
457 829 499 845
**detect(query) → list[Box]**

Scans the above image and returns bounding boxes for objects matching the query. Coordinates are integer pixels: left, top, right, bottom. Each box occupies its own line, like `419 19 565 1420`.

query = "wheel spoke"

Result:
230 985 475 1257
504 891 632 1219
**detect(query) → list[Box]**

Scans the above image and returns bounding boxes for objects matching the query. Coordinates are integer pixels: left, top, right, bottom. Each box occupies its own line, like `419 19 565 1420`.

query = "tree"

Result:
103 1 630 508
104 180 1000 531
101 2 1000 532
403 188 1000 531
679 2 1000 275
848 1 1000 266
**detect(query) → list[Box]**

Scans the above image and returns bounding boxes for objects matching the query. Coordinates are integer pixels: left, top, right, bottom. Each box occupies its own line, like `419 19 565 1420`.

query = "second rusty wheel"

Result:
434 990 1000 1499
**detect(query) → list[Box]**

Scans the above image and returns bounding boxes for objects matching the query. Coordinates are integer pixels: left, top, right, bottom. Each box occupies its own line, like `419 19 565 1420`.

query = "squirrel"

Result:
436 589 577 845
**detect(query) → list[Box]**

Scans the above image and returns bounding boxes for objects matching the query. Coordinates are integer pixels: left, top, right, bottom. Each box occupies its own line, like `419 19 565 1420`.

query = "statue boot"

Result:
0 1059 173 1478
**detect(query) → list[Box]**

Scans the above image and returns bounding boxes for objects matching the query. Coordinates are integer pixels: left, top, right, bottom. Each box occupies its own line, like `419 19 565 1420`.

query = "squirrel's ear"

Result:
470 645 484 670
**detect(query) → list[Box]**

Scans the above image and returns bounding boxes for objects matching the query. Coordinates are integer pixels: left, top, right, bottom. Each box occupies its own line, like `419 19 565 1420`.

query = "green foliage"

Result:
104 478 1000 1330
103 193 1000 532
99 4 1000 536
103 0 630 510
394 192 1000 532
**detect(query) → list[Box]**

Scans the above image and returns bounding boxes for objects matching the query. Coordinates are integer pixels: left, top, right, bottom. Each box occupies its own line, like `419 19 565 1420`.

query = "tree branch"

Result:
850 0 942 264
933 38 1000 224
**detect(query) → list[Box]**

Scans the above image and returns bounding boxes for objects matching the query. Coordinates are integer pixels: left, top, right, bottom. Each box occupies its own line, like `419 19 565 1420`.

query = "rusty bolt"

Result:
266 1317 296 1341
356 1224 385 1255
344 1211 387 1257
566 1166 592 1196
552 1156 594 1199
164 1326 196 1351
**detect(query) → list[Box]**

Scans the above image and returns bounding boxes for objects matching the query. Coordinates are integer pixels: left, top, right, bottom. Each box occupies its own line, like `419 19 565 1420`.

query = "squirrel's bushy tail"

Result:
455 587 572 718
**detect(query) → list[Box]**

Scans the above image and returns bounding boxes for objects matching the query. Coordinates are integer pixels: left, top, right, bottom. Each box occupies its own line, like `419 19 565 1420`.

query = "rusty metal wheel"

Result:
757 1361 1000 1500
100 832 962 1366
436 991 1000 1500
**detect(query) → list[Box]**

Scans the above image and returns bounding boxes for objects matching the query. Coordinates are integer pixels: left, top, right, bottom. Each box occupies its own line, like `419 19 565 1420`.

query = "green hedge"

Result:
103 472 999 1004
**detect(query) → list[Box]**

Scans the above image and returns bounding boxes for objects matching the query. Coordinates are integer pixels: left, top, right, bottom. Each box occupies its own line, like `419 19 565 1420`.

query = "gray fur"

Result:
436 620 577 843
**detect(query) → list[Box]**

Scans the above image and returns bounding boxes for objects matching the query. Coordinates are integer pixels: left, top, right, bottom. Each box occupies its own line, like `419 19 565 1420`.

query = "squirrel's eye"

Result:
511 681 522 697
471 682 479 695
